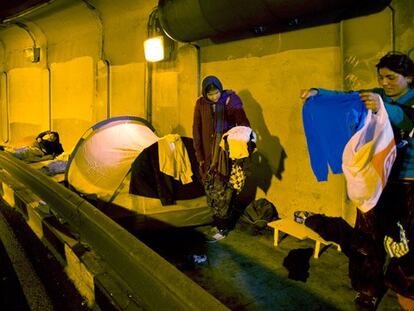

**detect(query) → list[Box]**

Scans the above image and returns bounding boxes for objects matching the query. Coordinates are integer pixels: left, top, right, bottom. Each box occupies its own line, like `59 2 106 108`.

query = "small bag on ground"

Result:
239 198 278 232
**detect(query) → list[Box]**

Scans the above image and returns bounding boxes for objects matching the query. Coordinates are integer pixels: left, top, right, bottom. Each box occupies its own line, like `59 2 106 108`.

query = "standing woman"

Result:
193 75 250 241
368 52 414 311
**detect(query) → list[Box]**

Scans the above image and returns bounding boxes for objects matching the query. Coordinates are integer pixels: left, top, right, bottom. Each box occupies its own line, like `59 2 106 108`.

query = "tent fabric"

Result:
66 116 159 200
66 116 213 227
112 193 212 228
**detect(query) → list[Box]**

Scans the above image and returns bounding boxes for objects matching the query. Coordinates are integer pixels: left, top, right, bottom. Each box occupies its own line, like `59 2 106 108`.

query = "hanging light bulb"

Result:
144 36 164 62
23 47 40 62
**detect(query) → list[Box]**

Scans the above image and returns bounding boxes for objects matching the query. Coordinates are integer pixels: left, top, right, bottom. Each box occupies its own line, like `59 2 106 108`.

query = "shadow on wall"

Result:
237 90 287 205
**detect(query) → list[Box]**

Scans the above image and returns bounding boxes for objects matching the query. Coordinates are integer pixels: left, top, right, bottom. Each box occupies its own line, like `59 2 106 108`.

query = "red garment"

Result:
192 91 250 171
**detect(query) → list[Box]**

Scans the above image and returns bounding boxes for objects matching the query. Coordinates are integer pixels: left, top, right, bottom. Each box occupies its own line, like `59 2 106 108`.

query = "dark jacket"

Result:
129 137 205 205
192 76 250 169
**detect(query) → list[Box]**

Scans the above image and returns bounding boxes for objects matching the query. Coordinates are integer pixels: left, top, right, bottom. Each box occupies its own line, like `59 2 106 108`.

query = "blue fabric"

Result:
302 92 367 181
318 87 414 179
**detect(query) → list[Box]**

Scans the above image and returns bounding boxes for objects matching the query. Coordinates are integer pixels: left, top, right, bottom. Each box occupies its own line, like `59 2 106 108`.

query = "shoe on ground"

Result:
192 254 208 265
206 227 228 243
354 292 378 311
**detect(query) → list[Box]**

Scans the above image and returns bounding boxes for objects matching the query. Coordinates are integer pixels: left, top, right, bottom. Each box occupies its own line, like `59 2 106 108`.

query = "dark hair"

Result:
205 83 219 93
376 52 414 87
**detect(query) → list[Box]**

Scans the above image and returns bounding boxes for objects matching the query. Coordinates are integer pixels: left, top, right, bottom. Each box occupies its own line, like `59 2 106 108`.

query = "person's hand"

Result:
300 89 318 102
359 92 381 113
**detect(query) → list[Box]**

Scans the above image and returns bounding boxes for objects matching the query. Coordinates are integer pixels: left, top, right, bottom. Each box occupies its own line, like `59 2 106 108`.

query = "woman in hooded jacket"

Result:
192 75 250 241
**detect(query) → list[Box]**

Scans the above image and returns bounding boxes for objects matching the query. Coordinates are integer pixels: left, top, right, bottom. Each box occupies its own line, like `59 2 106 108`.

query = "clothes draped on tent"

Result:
129 136 205 205
158 134 193 184
66 116 213 228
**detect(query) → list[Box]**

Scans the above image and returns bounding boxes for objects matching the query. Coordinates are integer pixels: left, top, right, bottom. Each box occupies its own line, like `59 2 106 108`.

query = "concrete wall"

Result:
0 0 158 148
0 0 413 221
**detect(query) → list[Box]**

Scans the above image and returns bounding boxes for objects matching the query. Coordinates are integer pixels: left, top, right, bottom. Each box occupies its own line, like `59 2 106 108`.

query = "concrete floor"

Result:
136 224 402 311
0 195 402 310
0 238 29 310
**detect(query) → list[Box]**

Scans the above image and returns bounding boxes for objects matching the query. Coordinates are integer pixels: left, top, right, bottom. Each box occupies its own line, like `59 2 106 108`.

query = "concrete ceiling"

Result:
0 0 51 21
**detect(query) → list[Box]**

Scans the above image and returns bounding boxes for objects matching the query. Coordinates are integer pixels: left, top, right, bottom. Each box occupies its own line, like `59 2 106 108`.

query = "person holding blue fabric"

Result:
302 52 414 310
192 76 250 242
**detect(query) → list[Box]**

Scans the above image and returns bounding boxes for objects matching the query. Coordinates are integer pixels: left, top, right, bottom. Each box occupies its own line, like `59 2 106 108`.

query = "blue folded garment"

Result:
302 91 367 181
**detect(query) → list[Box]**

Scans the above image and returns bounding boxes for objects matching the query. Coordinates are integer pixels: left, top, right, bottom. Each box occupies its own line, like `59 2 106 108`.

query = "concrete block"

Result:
65 243 95 307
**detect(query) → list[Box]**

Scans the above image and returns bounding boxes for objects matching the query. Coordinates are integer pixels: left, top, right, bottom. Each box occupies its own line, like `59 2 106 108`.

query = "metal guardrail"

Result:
0 151 228 311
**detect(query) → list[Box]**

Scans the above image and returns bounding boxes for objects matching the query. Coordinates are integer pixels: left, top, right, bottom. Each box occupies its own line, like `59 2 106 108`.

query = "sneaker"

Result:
354 292 378 311
293 211 315 224
192 254 208 265
206 227 228 243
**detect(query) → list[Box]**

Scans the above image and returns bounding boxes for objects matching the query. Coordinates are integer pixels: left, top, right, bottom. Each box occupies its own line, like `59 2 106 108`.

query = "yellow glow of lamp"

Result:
24 47 40 63
144 36 164 62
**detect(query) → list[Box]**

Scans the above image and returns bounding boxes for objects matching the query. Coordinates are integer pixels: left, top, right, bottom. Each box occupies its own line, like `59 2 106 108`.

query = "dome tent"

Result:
66 116 159 201
66 116 212 228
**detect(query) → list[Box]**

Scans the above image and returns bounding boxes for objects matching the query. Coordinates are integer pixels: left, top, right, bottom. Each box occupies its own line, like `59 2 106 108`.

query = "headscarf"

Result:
202 76 223 102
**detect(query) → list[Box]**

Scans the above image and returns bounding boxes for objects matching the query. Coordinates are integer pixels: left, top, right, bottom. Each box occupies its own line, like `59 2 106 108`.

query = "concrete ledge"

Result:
0 170 142 309
0 169 25 207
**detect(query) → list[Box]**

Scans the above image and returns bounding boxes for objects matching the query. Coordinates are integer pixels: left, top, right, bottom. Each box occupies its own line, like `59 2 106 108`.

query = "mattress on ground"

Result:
28 152 70 183
112 192 213 227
